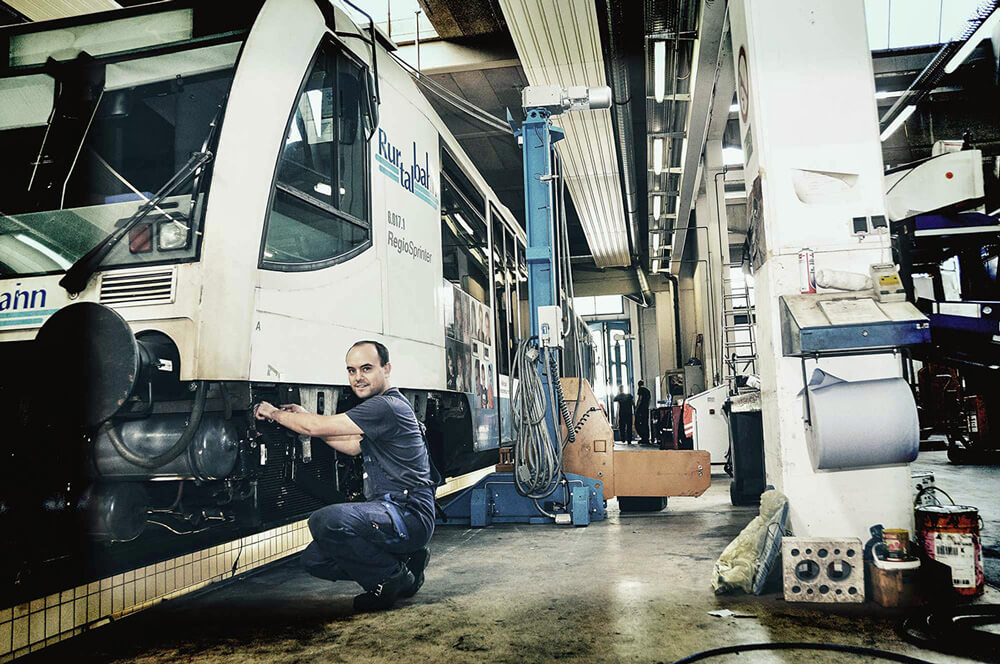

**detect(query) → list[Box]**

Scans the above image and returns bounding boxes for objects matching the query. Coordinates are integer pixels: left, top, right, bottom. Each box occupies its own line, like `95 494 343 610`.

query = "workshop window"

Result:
262 38 371 269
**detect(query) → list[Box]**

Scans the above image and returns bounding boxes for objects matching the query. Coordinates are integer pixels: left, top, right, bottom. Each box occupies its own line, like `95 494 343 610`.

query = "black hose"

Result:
902 604 1000 660
103 381 208 469
671 642 934 664
666 273 683 367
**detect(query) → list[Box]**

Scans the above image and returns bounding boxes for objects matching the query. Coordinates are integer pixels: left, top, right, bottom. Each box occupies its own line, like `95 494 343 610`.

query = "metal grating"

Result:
99 267 177 307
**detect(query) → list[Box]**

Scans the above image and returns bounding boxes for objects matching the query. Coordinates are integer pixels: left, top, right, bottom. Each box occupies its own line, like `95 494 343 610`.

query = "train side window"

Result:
261 38 371 270
440 170 489 302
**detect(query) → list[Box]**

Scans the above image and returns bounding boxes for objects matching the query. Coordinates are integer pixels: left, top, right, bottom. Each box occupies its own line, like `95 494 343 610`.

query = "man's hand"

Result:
281 404 308 414
254 401 279 421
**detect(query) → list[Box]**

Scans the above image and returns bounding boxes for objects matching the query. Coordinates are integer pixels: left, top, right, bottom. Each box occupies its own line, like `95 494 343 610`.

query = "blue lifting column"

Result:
516 107 565 458
437 88 611 527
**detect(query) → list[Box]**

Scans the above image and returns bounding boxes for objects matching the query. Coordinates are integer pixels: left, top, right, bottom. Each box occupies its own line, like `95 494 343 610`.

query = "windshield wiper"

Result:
59 150 212 295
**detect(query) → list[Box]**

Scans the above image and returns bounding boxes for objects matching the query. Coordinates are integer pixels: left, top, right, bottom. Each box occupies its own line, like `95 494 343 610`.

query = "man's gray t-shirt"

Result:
345 387 433 501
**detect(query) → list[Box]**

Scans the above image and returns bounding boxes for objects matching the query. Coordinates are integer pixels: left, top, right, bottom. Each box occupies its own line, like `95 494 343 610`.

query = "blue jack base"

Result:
437 471 606 527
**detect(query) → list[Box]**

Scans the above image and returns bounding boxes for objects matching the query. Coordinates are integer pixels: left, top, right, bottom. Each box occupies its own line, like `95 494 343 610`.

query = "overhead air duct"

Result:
500 0 631 268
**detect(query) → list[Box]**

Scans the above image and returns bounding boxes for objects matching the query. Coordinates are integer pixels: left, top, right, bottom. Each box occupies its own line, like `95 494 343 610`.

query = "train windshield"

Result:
0 8 249 278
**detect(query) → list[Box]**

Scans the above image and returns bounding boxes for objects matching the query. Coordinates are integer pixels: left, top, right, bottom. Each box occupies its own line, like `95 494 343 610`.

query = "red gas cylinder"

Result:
915 504 984 597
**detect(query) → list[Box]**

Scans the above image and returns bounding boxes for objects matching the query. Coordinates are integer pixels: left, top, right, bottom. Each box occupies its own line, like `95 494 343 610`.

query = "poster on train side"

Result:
444 283 498 452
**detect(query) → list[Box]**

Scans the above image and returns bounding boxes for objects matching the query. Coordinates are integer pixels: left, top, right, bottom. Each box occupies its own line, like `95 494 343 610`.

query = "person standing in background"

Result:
635 380 651 445
613 385 635 445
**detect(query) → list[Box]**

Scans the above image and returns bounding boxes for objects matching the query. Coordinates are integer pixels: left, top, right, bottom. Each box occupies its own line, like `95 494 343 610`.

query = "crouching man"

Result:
254 340 434 611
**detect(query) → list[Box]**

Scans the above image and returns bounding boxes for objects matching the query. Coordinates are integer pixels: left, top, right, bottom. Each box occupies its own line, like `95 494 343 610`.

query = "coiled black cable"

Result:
572 407 602 435
902 604 1000 660
549 351 575 443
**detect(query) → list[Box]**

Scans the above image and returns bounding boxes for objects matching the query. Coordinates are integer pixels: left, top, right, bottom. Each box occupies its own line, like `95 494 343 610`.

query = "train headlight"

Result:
158 219 190 251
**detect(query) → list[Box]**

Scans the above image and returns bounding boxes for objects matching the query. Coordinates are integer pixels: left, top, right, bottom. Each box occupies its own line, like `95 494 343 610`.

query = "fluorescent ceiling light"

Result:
880 105 916 142
724 190 746 200
729 102 740 113
654 41 666 103
945 8 1000 74
314 182 332 197
453 212 474 236
874 90 901 100
722 147 744 166
652 258 661 272
653 195 662 220
652 233 660 253
653 138 663 175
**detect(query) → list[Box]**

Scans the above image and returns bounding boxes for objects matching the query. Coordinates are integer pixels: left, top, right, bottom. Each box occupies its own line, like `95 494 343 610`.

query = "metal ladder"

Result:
721 277 758 383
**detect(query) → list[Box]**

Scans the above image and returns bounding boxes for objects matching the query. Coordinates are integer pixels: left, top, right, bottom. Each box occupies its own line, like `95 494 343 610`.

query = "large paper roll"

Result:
802 369 919 470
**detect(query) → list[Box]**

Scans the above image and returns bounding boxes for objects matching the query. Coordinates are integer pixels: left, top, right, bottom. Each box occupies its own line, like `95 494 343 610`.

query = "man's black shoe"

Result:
353 566 414 612
399 548 430 599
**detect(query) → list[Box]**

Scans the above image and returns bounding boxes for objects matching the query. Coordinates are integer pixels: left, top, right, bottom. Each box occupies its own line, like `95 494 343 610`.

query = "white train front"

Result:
0 0 601 607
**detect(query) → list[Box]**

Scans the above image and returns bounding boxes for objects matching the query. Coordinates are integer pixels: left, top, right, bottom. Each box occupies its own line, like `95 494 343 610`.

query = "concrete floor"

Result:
24 450 999 664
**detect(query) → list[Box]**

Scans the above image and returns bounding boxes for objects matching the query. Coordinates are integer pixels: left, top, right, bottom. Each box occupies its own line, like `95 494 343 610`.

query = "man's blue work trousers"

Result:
301 493 433 591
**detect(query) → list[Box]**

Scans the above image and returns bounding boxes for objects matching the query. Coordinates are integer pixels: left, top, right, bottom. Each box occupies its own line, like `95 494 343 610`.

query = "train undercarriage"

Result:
0 302 482 606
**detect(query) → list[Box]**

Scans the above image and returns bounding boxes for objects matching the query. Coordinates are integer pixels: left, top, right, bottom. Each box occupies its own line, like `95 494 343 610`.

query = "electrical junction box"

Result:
537 305 564 347
870 263 906 302
521 86 564 113
522 85 612 114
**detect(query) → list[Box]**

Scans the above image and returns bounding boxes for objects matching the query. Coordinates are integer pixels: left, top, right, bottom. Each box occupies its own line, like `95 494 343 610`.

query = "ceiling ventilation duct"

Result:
499 0 631 268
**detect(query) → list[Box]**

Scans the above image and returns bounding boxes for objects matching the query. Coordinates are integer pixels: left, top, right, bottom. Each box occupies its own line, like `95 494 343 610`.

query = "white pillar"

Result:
729 0 913 540
654 289 678 387
640 304 661 398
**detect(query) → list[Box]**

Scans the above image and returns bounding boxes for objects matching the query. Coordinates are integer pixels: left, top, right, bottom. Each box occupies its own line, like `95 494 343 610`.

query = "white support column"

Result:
729 0 912 540
655 289 678 388
640 304 661 399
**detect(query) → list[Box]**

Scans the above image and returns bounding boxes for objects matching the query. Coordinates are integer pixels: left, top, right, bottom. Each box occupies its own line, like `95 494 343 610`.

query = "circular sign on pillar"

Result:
737 45 750 125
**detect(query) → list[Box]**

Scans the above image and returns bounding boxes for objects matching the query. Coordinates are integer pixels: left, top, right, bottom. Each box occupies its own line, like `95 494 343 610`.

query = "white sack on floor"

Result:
712 489 789 594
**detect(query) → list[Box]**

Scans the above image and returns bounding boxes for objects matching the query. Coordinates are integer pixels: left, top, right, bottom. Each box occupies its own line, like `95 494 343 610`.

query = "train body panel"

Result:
0 0 576 613
196 0 328 381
